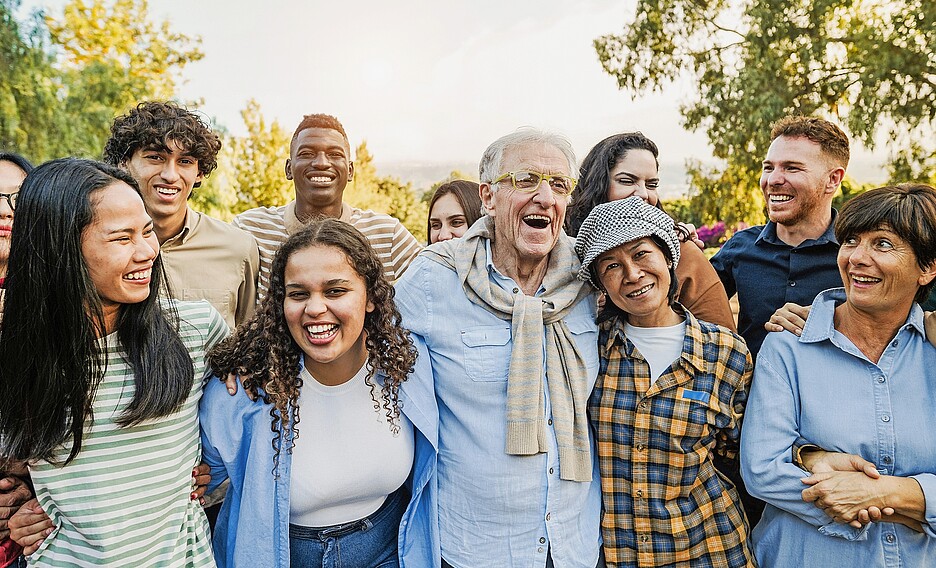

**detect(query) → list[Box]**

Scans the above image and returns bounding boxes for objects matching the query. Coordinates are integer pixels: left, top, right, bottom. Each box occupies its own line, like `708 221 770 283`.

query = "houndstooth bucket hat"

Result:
573 196 680 289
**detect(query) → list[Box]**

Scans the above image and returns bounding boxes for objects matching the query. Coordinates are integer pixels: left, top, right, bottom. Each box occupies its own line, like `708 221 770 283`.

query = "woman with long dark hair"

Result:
566 132 736 330
0 158 225 566
202 219 435 567
426 180 482 244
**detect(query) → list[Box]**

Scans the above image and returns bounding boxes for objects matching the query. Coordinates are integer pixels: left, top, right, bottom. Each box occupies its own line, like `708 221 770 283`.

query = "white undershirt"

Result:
289 360 414 527
623 319 687 385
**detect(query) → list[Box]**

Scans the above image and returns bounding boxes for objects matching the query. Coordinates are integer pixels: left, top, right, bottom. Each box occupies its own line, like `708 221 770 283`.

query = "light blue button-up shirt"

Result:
394 240 602 568
741 288 936 567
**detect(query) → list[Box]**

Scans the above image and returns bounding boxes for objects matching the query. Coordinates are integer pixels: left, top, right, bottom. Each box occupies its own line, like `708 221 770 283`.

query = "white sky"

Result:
19 0 885 181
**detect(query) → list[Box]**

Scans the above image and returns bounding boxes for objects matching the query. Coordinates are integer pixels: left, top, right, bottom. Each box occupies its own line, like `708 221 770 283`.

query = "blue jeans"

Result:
289 488 406 568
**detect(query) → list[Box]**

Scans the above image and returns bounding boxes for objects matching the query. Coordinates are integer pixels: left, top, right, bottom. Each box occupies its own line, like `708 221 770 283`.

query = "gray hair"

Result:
478 128 577 187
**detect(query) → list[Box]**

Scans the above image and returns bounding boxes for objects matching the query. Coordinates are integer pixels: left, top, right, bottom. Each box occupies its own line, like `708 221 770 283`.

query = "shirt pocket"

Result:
667 386 719 443
461 325 512 382
566 316 599 377
182 288 235 323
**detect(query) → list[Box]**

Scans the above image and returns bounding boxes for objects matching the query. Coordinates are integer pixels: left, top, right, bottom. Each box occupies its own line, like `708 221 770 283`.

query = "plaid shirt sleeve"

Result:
590 310 756 568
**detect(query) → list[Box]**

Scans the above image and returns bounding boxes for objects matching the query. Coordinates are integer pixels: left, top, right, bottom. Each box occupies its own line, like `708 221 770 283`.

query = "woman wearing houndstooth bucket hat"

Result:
574 195 756 567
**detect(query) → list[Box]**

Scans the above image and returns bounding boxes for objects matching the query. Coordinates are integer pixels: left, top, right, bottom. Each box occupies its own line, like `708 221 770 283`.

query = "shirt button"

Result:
891 339 899 348
788 280 796 287
882 415 891 422
636 444 646 451
886 534 896 543
546 513 551 521
548 467 554 475
639 401 648 410
539 537 546 544
877 376 886 383
547 419 553 426
537 547 544 553
640 535 649 543
635 489 643 498
512 287 519 294
883 456 892 464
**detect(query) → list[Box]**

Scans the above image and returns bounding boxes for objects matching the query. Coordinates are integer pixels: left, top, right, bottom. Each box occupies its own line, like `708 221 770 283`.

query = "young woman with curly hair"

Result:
200 218 435 568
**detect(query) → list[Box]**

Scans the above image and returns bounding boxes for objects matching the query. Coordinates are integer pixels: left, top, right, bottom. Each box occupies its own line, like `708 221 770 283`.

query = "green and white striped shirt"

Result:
27 301 228 567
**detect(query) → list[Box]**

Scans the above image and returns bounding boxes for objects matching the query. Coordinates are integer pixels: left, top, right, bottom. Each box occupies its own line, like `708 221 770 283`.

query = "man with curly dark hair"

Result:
232 113 421 299
104 101 260 330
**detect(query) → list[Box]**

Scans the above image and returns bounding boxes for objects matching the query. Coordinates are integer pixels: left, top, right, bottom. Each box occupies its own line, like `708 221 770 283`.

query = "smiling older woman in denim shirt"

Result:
741 183 936 567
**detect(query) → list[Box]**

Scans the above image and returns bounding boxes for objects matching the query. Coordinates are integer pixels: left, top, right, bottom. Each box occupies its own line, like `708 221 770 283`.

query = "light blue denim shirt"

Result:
200 362 439 568
741 288 936 567
394 241 602 568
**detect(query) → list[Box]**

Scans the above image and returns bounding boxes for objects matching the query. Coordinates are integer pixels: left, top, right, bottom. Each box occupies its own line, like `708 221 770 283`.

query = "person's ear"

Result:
285 158 294 181
480 183 496 216
919 262 936 287
826 166 845 194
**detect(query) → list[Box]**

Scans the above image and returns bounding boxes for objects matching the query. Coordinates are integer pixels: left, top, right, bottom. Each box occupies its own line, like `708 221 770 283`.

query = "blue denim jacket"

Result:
200 367 439 568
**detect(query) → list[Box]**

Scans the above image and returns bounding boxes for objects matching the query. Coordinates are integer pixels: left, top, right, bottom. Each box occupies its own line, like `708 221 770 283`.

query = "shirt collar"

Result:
755 209 839 247
162 207 196 246
800 287 927 343
603 304 710 375
483 239 547 296
285 201 352 235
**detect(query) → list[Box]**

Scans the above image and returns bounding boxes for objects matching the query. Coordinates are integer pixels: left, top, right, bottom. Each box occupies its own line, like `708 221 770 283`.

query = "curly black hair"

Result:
102 101 222 177
208 218 417 472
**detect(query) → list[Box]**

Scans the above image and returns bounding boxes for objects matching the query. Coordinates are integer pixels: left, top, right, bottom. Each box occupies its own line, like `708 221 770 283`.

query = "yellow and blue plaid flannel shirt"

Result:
590 307 756 567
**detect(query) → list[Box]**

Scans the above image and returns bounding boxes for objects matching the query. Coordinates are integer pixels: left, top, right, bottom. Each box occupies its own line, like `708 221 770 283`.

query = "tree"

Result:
346 141 429 242
596 0 936 223
0 0 63 160
0 0 202 161
222 99 293 214
46 0 203 158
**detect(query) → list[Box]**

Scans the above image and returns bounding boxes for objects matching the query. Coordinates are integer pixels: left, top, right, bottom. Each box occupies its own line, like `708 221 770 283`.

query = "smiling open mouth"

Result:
305 323 339 339
769 194 793 203
523 214 551 229
626 283 653 298
156 187 181 196
124 269 151 281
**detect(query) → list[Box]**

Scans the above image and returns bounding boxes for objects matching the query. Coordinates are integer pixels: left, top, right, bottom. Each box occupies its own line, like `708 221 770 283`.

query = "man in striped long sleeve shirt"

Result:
233 113 421 299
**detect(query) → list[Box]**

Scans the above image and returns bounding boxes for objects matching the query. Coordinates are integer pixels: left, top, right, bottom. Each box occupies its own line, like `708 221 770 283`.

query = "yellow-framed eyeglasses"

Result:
491 171 576 196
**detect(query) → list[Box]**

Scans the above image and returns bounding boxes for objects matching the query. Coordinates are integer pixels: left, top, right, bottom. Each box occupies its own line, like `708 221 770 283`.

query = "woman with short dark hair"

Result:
741 184 936 566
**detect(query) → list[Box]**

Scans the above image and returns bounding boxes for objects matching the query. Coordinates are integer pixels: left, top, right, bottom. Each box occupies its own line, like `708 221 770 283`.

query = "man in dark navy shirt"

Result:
711 116 849 357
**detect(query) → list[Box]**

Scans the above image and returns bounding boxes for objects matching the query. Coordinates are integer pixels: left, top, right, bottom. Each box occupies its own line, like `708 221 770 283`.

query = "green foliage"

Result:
0 0 62 160
659 196 702 228
597 0 936 224
684 159 765 226
346 142 429 242
221 99 293 215
831 176 875 210
0 0 202 161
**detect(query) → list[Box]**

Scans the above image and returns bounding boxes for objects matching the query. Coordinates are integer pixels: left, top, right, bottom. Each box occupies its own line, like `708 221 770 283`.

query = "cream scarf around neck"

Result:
421 216 594 482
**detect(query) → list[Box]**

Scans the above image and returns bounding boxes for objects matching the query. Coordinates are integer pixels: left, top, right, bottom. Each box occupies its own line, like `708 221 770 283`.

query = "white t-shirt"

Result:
624 319 687 385
289 360 414 527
